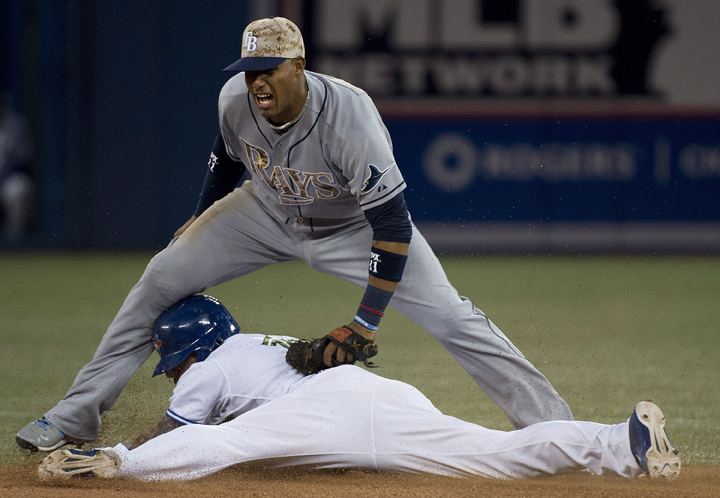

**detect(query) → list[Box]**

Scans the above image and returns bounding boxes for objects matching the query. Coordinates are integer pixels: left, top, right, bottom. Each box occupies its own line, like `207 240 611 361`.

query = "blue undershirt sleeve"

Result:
363 192 413 244
193 133 247 217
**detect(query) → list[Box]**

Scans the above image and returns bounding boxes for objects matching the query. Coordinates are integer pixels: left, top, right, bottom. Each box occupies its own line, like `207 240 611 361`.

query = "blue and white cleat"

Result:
16 417 84 452
38 448 118 480
628 401 681 479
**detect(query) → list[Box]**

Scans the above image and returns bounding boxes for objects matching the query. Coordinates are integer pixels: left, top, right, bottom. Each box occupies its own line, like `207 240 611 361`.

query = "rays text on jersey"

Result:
241 138 341 205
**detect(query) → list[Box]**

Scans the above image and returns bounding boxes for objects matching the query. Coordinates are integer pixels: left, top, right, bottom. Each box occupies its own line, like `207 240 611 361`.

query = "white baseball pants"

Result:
111 366 637 481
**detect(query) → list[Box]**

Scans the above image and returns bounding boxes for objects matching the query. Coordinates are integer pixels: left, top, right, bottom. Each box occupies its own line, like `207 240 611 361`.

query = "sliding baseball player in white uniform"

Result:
38 296 681 482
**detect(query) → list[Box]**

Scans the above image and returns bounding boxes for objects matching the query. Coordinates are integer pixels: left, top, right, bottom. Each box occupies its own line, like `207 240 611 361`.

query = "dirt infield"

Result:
2 464 718 498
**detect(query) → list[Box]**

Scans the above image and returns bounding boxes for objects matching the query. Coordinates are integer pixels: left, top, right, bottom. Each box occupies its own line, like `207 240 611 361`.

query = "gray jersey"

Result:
218 71 406 221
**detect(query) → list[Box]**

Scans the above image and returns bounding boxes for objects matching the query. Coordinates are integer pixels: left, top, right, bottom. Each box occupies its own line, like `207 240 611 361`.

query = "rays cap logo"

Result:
224 17 305 73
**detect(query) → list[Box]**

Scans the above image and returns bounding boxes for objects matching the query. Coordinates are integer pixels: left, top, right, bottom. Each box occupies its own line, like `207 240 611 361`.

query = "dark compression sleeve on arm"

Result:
364 192 413 244
194 133 247 217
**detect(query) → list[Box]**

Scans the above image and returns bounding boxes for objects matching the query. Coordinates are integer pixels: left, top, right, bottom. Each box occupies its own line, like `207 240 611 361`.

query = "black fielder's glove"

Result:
285 339 328 376
285 326 379 376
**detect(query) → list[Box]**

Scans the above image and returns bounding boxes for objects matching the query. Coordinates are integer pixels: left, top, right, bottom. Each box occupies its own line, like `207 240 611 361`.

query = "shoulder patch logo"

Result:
361 163 395 194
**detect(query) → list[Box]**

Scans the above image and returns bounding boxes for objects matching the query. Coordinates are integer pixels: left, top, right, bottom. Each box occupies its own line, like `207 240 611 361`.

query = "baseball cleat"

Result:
16 417 84 452
37 448 119 480
628 401 681 479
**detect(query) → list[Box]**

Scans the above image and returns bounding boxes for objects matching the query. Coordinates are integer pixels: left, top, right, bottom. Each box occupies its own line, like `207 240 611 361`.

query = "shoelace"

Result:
36 417 65 435
35 418 52 428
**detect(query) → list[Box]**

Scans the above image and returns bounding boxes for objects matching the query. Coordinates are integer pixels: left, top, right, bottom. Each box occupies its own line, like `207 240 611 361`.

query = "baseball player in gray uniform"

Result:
37 296 681 481
18 17 573 452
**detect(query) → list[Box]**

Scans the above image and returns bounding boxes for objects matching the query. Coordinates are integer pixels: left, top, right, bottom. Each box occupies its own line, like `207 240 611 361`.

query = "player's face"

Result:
165 353 198 385
245 58 307 125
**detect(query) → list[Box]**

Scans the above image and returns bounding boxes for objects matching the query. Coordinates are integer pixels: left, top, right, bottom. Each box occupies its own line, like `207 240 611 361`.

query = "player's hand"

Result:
322 321 376 367
174 215 197 238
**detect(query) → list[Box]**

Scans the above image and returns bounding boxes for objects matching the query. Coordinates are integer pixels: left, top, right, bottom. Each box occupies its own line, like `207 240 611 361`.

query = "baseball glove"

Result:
286 326 379 376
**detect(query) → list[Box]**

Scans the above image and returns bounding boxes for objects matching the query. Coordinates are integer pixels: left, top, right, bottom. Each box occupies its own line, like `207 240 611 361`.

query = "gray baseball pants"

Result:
47 182 572 439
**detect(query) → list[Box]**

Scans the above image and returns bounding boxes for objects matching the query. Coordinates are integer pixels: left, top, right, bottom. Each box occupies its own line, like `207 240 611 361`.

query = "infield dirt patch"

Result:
2 464 719 498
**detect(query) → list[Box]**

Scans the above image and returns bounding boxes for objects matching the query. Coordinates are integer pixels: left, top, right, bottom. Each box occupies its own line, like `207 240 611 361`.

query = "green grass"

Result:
1 252 718 467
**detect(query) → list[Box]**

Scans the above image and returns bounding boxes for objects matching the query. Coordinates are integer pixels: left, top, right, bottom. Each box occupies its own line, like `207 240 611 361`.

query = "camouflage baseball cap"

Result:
223 17 305 72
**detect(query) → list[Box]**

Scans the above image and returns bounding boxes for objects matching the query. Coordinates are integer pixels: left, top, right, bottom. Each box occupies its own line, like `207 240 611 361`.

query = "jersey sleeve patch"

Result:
340 115 405 208
361 163 396 194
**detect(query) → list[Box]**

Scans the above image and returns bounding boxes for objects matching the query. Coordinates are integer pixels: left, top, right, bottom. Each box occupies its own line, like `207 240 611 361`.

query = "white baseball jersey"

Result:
167 334 309 426
219 71 406 220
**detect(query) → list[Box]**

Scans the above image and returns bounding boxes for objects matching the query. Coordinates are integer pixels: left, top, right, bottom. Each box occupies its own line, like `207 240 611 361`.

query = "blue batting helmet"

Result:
151 295 240 377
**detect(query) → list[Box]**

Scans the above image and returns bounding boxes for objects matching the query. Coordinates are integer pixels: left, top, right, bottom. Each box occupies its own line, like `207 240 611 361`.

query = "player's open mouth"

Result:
255 93 273 108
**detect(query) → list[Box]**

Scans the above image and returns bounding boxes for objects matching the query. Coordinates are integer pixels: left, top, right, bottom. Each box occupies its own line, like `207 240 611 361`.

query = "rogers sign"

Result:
310 0 670 98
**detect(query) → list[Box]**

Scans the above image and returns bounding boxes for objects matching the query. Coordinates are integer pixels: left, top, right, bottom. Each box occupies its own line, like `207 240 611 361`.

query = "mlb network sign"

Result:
311 0 667 98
